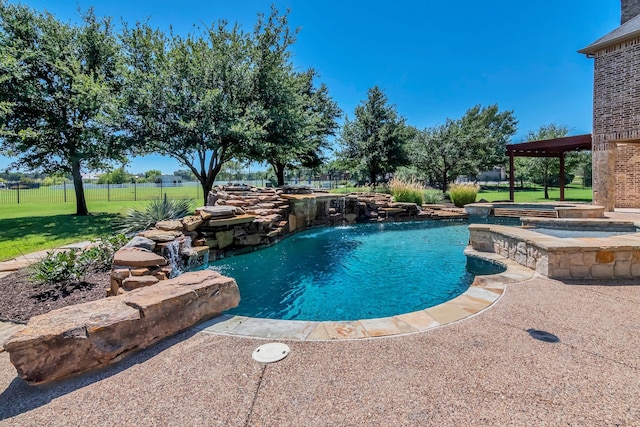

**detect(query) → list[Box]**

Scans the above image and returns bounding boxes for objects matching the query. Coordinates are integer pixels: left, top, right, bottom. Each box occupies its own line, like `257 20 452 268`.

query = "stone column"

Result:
592 139 616 211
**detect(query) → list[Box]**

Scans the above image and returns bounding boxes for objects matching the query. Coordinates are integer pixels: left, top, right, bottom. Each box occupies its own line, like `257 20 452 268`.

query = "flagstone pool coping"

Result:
193 248 534 341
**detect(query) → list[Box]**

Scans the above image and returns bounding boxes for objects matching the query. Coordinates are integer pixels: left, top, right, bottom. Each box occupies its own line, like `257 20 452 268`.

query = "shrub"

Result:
448 183 480 207
117 197 192 234
78 234 128 272
423 190 444 204
30 250 85 285
389 178 423 205
30 234 129 285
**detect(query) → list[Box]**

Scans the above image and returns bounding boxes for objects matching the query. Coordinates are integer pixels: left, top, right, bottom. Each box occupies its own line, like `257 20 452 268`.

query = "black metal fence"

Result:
0 181 203 205
0 178 349 205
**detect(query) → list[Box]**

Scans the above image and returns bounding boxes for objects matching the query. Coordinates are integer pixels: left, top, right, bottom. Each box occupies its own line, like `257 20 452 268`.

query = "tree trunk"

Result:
441 168 448 194
272 163 286 187
198 167 221 206
543 169 549 199
71 159 89 216
369 169 377 186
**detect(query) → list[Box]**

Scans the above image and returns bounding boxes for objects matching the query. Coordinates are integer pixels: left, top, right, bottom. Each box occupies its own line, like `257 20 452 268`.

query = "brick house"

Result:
580 0 640 209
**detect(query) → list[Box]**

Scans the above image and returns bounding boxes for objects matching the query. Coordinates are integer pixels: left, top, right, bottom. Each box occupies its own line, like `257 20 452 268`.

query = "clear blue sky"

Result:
0 0 621 174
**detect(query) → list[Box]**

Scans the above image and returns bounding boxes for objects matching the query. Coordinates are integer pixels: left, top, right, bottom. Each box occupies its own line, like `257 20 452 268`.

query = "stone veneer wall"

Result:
592 33 640 209
469 224 640 279
622 0 640 24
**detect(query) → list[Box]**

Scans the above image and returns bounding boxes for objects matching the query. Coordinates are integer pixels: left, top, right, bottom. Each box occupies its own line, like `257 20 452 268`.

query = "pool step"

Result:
492 208 558 219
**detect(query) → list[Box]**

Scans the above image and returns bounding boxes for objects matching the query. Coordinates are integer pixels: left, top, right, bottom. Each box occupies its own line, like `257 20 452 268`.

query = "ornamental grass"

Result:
448 183 480 207
389 178 424 205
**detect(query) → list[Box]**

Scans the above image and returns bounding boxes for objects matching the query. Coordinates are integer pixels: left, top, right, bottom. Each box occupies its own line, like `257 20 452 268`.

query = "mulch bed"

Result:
0 268 109 323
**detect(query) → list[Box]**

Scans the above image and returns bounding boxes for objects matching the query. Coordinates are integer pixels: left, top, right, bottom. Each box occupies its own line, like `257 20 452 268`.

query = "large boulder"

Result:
4 270 239 385
113 248 167 268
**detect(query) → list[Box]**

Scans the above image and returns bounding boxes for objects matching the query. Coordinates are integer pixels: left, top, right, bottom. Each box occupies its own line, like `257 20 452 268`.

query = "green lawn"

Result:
330 184 593 203
478 185 593 203
0 200 180 261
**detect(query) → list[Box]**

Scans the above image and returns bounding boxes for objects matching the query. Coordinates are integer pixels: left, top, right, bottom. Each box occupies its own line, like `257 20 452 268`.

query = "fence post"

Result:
107 182 110 202
16 182 20 204
134 180 137 201
160 179 163 200
63 181 67 203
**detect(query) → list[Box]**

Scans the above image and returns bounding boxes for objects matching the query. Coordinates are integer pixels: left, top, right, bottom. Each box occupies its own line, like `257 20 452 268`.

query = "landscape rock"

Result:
216 230 235 249
138 229 183 242
155 220 184 231
122 275 160 291
113 248 167 268
3 270 239 385
124 236 156 252
235 234 261 246
182 215 204 232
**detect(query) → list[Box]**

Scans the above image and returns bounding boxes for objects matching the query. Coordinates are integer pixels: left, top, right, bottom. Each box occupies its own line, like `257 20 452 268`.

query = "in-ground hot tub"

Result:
468 216 640 280
465 202 605 219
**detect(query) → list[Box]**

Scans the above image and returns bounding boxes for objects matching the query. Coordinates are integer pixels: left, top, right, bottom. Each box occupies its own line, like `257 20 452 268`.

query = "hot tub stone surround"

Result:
464 202 606 219
469 222 640 280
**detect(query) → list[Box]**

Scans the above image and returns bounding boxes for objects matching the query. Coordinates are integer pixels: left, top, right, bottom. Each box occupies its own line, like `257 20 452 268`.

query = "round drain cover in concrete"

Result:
252 343 290 363
527 329 560 343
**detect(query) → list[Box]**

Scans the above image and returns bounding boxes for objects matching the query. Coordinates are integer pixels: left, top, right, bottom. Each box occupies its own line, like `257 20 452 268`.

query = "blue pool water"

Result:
205 220 505 321
530 227 638 239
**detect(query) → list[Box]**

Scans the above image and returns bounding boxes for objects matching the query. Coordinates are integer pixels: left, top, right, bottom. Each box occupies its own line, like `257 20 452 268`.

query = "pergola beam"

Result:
506 134 592 202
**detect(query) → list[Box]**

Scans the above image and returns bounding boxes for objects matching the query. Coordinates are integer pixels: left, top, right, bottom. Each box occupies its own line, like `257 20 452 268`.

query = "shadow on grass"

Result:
0 213 119 260
0 328 199 421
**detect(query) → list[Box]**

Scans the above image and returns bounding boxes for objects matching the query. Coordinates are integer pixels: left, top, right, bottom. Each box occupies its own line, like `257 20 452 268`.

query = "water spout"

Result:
164 240 183 278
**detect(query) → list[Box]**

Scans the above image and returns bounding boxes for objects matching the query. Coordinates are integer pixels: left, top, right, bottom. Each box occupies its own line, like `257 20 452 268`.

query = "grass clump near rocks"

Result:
117 197 193 234
423 190 444 204
389 178 424 205
448 183 480 207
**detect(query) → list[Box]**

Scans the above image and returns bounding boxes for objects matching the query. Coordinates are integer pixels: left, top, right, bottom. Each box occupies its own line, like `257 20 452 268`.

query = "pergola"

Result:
506 134 592 201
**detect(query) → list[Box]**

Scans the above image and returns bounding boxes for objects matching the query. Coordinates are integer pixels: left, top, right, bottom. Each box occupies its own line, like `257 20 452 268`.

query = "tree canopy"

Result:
119 7 338 200
410 104 517 191
339 86 409 185
0 3 126 215
250 66 341 186
120 16 262 204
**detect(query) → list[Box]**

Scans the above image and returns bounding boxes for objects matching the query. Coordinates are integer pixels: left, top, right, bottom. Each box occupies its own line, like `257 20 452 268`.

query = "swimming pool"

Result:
205 220 504 321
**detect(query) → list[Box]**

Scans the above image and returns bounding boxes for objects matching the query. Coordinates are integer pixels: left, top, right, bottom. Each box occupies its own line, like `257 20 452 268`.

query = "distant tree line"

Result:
336 87 591 197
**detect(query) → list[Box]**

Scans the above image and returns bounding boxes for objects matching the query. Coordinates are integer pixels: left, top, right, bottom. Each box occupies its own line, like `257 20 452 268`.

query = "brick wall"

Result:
593 36 640 208
621 0 640 24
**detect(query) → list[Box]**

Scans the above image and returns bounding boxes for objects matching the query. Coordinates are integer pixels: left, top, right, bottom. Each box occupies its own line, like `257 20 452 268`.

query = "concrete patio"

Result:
1 271 639 426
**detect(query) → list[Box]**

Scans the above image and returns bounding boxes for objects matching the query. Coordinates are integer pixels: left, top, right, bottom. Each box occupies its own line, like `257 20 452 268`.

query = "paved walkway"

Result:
0 241 91 280
1 274 639 425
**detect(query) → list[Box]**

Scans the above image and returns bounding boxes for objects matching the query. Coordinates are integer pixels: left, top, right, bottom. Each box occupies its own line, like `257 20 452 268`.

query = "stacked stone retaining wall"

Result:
469 223 640 280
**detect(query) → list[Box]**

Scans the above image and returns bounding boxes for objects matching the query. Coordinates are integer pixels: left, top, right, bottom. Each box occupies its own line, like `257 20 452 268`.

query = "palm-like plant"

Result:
117 197 193 234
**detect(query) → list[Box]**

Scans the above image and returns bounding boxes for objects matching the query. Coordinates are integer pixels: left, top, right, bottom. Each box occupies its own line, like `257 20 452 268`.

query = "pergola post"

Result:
509 150 515 202
506 134 591 203
559 152 565 201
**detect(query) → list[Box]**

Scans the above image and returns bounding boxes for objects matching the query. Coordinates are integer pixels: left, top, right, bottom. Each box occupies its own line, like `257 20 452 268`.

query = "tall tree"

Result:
120 19 261 204
252 69 341 186
247 9 340 186
340 86 408 185
410 104 517 192
0 4 125 215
